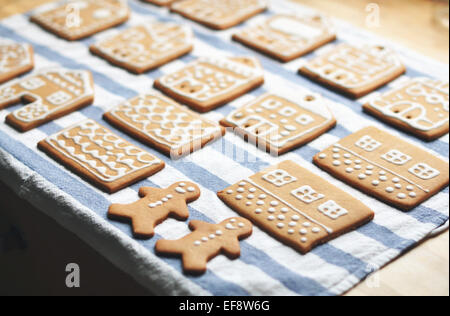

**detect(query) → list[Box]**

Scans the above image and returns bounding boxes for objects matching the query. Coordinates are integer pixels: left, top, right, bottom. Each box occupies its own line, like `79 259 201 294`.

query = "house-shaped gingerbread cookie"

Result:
0 68 94 132
218 160 374 254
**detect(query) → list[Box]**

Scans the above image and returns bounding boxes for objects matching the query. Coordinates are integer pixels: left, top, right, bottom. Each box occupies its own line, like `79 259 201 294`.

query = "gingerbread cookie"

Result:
108 182 200 238
313 126 449 211
363 77 449 141
218 160 374 254
90 22 194 74
38 119 165 193
170 0 267 30
0 68 94 132
299 44 406 99
31 0 130 41
220 91 336 155
104 91 226 159
0 40 34 84
155 217 253 274
154 56 264 113
233 14 336 62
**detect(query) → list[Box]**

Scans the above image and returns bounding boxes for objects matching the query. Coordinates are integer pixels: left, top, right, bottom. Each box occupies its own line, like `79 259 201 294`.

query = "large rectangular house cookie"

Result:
0 68 94 132
30 0 130 41
313 126 449 211
103 91 226 158
154 56 264 113
170 0 268 30
363 77 449 141
220 91 336 155
218 160 374 254
233 14 336 62
0 40 34 84
38 119 165 193
90 22 194 74
299 44 406 99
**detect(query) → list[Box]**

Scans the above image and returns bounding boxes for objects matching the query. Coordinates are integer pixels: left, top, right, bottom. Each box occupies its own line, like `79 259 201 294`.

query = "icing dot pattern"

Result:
222 180 328 248
318 145 419 201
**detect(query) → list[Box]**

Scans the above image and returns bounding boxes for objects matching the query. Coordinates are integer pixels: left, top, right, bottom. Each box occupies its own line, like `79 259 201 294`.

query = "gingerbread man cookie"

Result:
154 56 264 113
31 0 130 41
233 14 336 62
0 68 94 132
170 0 268 30
299 43 406 99
155 217 253 274
0 39 34 84
363 77 449 141
90 22 194 74
108 182 200 238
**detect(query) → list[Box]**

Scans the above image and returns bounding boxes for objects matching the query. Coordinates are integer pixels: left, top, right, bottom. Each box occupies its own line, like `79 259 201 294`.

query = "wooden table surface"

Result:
0 0 448 296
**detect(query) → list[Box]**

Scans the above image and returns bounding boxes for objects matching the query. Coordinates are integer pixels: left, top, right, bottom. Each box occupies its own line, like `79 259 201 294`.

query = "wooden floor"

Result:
0 0 448 296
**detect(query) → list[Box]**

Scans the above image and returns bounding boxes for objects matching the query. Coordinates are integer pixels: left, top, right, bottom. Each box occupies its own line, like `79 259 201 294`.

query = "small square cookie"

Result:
220 91 336 155
170 0 268 30
154 56 265 113
90 22 194 74
104 91 226 158
0 40 34 84
232 14 336 62
1 68 94 132
30 0 130 41
363 77 449 141
313 126 449 211
38 119 165 193
218 160 374 254
299 44 406 99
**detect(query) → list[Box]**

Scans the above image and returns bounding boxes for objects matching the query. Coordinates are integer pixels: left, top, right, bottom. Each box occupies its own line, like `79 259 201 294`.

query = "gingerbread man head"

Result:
169 181 201 202
218 217 253 239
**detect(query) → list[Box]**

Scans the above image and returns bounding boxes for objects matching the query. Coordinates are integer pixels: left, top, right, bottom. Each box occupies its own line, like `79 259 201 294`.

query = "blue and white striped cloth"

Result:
0 0 448 296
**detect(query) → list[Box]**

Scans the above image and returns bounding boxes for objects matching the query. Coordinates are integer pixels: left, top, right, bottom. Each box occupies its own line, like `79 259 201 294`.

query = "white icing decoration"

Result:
226 223 237 230
291 185 325 204
216 230 223 236
312 228 321 233
44 120 162 183
262 169 297 187
355 135 382 152
381 150 412 166
317 200 349 220
408 163 440 180
176 187 186 194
